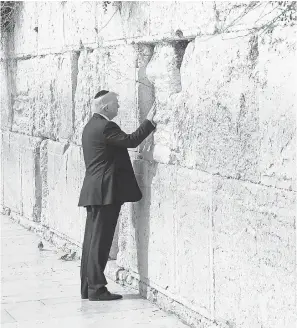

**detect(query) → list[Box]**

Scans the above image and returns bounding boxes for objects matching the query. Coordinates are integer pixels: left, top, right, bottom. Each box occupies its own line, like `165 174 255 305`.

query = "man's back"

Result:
81 114 111 177
78 114 155 206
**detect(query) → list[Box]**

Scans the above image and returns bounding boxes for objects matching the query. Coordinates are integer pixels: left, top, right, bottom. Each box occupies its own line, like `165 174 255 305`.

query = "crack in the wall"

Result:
34 146 42 222
248 34 259 70
8 59 16 131
39 139 48 225
173 40 190 70
71 51 80 136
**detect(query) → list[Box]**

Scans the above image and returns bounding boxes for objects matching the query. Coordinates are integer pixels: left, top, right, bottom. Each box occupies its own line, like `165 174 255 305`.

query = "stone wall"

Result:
1 2 296 328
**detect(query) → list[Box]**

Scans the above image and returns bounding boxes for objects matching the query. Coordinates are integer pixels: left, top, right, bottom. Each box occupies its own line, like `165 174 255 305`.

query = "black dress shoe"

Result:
81 294 88 299
88 286 122 301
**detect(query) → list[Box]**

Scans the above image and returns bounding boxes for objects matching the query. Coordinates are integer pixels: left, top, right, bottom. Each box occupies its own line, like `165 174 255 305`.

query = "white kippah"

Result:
92 92 118 113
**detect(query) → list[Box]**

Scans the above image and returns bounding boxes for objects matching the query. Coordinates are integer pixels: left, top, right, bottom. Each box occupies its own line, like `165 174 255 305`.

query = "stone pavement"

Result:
1 215 189 328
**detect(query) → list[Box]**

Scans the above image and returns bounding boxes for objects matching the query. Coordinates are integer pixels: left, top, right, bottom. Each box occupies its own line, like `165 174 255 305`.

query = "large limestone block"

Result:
120 2 150 39
104 46 138 133
175 168 213 317
118 162 175 291
118 2 215 40
146 43 184 163
41 140 85 243
40 140 65 227
147 43 182 101
258 26 297 191
117 160 156 273
0 61 12 130
149 2 216 37
213 177 296 328
12 54 75 139
149 34 260 182
37 2 64 54
136 44 154 122
11 58 37 135
96 2 215 42
96 2 125 42
13 2 38 56
136 45 155 155
71 49 100 145
73 46 138 145
2 132 22 214
2 132 42 219
20 135 43 221
63 1 97 50
34 54 75 140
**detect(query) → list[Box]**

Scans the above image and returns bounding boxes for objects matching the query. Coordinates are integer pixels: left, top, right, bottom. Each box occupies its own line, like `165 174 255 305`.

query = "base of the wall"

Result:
2 210 225 328
3 209 82 259
105 260 226 328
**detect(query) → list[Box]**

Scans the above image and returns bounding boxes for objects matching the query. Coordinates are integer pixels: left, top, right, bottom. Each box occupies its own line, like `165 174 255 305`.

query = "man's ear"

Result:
102 104 108 112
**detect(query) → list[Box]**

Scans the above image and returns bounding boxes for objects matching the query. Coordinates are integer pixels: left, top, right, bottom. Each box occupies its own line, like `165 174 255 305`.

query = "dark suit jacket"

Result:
78 113 155 206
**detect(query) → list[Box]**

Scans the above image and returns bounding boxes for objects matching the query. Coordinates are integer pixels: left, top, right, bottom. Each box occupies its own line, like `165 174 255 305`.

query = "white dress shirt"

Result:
98 113 110 121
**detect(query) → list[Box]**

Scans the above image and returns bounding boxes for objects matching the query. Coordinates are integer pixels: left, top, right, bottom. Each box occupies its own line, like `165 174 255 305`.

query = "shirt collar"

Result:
99 113 110 121
94 113 110 121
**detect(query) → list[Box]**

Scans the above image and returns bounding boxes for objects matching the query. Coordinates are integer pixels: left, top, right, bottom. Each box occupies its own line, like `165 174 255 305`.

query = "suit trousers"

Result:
80 203 121 297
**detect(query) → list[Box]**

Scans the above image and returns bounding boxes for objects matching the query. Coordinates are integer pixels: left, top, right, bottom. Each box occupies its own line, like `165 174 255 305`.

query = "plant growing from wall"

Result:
217 1 296 39
0 1 21 34
102 1 111 13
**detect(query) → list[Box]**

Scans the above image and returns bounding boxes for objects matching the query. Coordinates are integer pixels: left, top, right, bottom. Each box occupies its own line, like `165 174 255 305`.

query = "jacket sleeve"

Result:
103 119 155 148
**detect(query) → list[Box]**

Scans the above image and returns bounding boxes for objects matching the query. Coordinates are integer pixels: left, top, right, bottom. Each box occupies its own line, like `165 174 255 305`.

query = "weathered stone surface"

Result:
136 44 154 123
41 140 85 243
13 2 38 56
96 2 125 42
120 2 150 39
0 61 12 130
11 58 37 135
118 161 176 292
20 135 42 221
149 1 216 37
11 53 75 140
135 44 155 155
0 31 9 59
2 132 22 215
72 46 138 145
95 2 215 43
215 2 293 34
148 34 260 183
147 43 182 102
117 161 159 275
63 1 97 50
175 168 213 318
2 132 42 219
109 2 215 41
148 28 296 191
258 26 297 191
213 177 296 328
71 49 100 145
118 162 214 317
37 2 64 54
34 54 75 140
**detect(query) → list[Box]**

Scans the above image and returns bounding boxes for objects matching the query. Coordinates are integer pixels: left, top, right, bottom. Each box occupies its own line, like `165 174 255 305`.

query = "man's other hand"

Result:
146 101 157 126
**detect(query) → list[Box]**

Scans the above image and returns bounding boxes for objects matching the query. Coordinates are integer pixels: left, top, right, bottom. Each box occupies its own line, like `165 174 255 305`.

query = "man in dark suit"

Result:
78 90 156 301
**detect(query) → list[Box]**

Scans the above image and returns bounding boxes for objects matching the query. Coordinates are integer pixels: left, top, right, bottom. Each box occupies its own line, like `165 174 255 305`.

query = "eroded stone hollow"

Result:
146 41 189 103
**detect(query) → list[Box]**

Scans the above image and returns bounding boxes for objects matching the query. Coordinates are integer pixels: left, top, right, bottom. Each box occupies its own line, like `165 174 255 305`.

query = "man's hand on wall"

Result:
146 101 157 126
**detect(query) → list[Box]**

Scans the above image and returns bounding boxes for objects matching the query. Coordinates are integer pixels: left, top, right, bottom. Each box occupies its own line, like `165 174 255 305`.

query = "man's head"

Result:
92 90 119 120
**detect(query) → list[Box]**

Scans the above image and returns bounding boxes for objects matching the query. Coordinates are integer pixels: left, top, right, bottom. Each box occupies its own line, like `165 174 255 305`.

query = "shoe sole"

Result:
88 297 123 301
